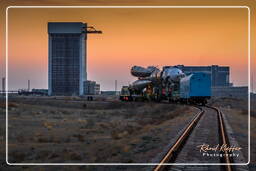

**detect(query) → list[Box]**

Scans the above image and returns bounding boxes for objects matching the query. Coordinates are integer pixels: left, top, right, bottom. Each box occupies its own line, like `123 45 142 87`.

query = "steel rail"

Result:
153 106 204 171
207 106 233 171
154 105 233 171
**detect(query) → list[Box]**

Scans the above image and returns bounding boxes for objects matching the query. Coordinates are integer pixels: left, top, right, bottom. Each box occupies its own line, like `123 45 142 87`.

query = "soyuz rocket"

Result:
129 65 185 91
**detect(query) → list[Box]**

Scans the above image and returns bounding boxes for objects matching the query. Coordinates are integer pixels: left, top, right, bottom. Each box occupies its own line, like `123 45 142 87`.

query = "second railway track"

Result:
153 105 234 171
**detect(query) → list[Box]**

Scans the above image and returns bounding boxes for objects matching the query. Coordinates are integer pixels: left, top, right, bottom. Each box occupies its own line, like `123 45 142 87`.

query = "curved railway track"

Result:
153 105 233 171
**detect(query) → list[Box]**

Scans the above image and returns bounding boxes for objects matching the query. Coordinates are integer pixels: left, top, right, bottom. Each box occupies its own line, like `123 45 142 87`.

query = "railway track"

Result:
153 105 233 171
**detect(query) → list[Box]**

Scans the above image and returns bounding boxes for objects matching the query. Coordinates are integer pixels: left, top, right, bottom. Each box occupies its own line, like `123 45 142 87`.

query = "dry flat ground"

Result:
0 96 198 171
0 96 254 171
209 97 256 170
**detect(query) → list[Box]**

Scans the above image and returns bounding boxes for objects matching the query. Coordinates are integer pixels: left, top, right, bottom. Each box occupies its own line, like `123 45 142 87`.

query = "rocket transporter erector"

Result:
129 65 185 91
120 65 211 105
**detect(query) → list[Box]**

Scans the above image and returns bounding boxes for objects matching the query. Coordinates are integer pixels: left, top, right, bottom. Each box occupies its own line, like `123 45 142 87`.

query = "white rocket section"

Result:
129 65 185 91
162 67 185 83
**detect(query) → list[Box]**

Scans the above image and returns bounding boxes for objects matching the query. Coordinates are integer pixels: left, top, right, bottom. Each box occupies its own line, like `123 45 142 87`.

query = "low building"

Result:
212 86 248 98
31 89 48 95
101 91 119 95
176 65 231 87
84 80 100 95
95 84 100 95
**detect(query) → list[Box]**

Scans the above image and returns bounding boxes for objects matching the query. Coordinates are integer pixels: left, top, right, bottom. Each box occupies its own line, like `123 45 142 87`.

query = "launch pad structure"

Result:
48 22 102 96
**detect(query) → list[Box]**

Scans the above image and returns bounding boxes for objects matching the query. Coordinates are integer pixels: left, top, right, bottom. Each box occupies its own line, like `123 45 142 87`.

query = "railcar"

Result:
120 65 212 105
179 72 211 105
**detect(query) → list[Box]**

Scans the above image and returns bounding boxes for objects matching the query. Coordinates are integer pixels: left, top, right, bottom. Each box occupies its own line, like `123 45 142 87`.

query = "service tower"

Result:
48 22 101 96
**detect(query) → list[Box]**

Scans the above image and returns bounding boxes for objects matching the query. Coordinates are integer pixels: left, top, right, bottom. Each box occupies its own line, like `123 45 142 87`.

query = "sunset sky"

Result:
0 0 255 91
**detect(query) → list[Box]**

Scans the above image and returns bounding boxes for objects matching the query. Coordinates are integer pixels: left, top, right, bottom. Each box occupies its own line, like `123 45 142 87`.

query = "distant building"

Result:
176 65 230 87
84 80 100 95
95 84 100 95
101 91 118 95
48 22 87 96
31 89 48 95
212 86 248 98
18 89 48 96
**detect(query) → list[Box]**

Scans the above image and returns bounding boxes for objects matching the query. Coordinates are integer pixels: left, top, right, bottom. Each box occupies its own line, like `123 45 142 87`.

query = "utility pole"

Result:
115 80 117 95
28 80 30 91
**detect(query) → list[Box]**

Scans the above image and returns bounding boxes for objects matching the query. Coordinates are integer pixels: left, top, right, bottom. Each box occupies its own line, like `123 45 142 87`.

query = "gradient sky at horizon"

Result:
0 0 255 91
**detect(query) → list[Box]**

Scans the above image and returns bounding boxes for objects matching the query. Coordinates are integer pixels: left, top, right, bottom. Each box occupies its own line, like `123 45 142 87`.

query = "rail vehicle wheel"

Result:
154 94 161 102
202 99 207 106
168 98 173 103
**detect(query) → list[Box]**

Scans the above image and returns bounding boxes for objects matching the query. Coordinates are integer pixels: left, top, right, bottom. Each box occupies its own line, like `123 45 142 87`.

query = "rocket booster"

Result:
129 65 185 91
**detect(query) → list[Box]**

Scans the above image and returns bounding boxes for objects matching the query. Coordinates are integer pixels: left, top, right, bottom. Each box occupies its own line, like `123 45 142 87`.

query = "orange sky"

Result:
0 0 255 91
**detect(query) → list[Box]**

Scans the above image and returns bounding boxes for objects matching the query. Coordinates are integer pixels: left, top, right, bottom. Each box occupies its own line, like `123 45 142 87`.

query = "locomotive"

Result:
120 66 211 105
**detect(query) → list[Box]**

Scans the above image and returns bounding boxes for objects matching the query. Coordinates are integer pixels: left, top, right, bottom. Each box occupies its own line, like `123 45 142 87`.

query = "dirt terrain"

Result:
0 96 254 170
0 96 198 170
210 97 256 170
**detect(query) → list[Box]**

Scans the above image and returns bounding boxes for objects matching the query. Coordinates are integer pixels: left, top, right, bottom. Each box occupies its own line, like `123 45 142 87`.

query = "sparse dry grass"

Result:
4 96 197 165
0 102 5 108
42 121 55 130
0 102 18 108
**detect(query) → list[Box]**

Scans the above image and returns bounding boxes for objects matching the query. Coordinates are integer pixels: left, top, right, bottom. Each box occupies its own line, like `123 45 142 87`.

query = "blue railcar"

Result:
179 72 211 105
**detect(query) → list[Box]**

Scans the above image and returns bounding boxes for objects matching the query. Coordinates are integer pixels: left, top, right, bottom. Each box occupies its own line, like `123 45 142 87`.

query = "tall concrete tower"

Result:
48 22 101 96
